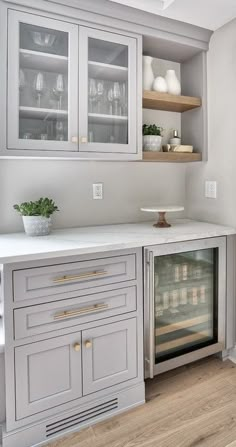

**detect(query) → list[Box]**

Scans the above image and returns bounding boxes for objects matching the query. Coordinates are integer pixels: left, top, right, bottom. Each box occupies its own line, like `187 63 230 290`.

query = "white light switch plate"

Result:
93 183 103 200
205 181 217 199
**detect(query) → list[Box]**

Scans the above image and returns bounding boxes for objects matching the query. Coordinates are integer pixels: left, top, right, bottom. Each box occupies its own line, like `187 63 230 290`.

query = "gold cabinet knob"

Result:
85 340 92 349
80 136 88 144
73 342 81 352
71 136 78 143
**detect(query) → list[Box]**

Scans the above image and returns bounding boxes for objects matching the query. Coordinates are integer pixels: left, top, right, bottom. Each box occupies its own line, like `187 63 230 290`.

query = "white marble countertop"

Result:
0 219 235 264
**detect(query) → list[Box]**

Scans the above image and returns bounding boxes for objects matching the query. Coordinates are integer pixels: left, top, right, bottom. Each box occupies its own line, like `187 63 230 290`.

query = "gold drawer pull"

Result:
53 270 107 283
54 303 109 320
85 340 92 349
73 342 81 352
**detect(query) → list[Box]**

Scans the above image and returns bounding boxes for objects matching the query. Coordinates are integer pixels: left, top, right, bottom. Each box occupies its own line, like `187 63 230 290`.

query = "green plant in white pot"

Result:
13 198 59 236
143 124 163 152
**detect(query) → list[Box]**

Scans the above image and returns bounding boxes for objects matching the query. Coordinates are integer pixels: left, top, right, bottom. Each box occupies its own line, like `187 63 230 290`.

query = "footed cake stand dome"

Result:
140 206 184 228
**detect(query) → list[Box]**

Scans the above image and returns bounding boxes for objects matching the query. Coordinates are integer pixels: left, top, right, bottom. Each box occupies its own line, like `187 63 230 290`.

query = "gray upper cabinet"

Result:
78 26 137 156
6 8 141 159
8 10 79 152
15 332 82 419
82 318 137 395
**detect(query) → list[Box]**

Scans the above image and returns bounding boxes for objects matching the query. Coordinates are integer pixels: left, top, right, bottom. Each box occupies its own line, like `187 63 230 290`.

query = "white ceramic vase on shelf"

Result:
153 76 168 93
165 70 181 95
143 56 154 90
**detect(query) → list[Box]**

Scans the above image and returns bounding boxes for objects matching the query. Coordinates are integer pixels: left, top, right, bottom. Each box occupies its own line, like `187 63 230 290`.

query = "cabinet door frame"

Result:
82 318 137 395
15 332 82 419
7 9 79 151
79 26 137 155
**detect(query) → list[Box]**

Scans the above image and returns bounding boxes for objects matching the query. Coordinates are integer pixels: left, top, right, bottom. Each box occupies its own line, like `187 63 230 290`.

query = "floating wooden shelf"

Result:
143 91 202 113
142 151 202 163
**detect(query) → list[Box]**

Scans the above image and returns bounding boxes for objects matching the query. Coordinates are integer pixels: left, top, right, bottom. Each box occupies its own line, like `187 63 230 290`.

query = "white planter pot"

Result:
143 135 162 152
143 56 154 90
165 69 181 95
22 216 52 236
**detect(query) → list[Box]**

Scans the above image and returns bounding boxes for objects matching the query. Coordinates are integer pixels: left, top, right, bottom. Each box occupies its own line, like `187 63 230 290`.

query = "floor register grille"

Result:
46 398 119 437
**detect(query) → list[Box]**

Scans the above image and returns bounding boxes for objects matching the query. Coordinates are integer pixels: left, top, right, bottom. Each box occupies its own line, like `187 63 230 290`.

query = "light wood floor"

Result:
48 357 236 447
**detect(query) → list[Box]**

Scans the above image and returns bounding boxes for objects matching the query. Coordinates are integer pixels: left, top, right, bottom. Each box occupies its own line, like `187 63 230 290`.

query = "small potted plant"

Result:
13 197 59 236
143 124 163 152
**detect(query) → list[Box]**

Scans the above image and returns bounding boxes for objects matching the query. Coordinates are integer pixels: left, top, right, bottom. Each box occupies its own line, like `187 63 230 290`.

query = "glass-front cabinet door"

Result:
8 10 79 151
145 238 226 378
79 26 137 155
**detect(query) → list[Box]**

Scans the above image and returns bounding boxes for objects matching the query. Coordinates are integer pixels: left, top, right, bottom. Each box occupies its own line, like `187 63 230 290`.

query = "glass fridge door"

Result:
154 248 218 363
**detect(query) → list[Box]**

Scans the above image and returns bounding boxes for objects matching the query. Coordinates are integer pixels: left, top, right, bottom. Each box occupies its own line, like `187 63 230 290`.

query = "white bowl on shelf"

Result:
31 31 56 48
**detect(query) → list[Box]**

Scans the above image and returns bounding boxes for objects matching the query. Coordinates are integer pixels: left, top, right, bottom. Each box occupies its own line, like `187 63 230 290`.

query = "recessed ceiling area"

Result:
108 0 236 30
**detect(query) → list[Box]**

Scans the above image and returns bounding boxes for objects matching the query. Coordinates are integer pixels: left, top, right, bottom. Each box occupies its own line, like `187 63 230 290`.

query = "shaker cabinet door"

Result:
15 332 82 419
82 318 137 395
7 10 79 152
79 26 138 155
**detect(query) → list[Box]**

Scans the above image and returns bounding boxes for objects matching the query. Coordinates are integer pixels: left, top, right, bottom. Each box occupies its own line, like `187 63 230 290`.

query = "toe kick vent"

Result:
46 398 119 437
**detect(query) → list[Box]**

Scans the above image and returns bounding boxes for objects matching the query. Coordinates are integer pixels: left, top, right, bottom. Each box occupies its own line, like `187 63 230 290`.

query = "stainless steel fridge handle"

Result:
149 251 155 379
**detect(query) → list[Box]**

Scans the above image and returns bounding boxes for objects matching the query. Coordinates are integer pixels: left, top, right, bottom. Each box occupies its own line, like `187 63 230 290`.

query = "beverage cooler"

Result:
144 237 226 378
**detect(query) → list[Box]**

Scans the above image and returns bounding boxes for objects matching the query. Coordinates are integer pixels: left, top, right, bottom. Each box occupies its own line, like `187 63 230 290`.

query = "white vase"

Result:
153 76 168 93
165 70 181 95
143 135 162 152
22 216 52 236
143 56 154 90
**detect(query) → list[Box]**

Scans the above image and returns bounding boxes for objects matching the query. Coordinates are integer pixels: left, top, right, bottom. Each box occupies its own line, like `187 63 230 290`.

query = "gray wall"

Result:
0 160 186 233
186 18 236 226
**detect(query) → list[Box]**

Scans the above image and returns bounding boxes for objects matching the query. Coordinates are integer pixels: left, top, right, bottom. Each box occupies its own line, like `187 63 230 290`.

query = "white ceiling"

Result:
109 0 236 30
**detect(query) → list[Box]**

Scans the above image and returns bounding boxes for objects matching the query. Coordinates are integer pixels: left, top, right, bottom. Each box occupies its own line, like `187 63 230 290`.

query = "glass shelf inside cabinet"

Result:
19 23 69 141
87 38 129 145
154 248 218 363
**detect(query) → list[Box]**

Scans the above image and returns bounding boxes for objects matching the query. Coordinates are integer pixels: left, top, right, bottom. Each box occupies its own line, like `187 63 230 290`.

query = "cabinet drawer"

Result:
14 286 137 340
13 254 136 302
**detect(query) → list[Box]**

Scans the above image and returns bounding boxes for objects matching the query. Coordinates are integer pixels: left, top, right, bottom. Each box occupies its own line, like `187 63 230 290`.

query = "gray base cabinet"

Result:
83 318 137 395
1 248 144 447
15 333 82 420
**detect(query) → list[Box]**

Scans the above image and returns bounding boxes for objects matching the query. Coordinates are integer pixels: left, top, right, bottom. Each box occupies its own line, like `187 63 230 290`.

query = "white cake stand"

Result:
140 206 184 228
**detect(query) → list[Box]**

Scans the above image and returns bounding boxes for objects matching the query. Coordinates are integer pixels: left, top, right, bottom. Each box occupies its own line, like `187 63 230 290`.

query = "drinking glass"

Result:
96 80 104 114
19 69 25 92
33 72 45 108
113 82 121 116
107 88 114 115
55 120 64 140
53 74 65 110
88 78 97 113
120 81 128 116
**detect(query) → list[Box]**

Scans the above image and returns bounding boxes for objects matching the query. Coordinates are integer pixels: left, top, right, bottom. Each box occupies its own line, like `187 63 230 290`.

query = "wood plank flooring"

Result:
47 357 236 447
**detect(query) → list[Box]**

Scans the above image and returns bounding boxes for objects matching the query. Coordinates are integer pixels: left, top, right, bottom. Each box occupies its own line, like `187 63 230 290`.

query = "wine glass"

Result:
55 120 64 140
120 81 128 116
96 80 104 114
88 78 97 113
33 72 45 108
107 88 114 115
113 82 121 116
53 74 65 110
19 69 25 92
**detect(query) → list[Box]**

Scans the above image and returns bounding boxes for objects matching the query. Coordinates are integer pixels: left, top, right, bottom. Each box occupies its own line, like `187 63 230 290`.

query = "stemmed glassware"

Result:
55 120 64 141
120 81 128 116
88 78 97 113
33 72 45 108
107 87 114 115
53 74 65 110
113 81 121 116
96 80 104 114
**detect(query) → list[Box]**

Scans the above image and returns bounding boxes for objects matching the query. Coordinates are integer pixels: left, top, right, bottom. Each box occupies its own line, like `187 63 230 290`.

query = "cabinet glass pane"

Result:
154 248 217 363
19 23 69 141
88 38 128 144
